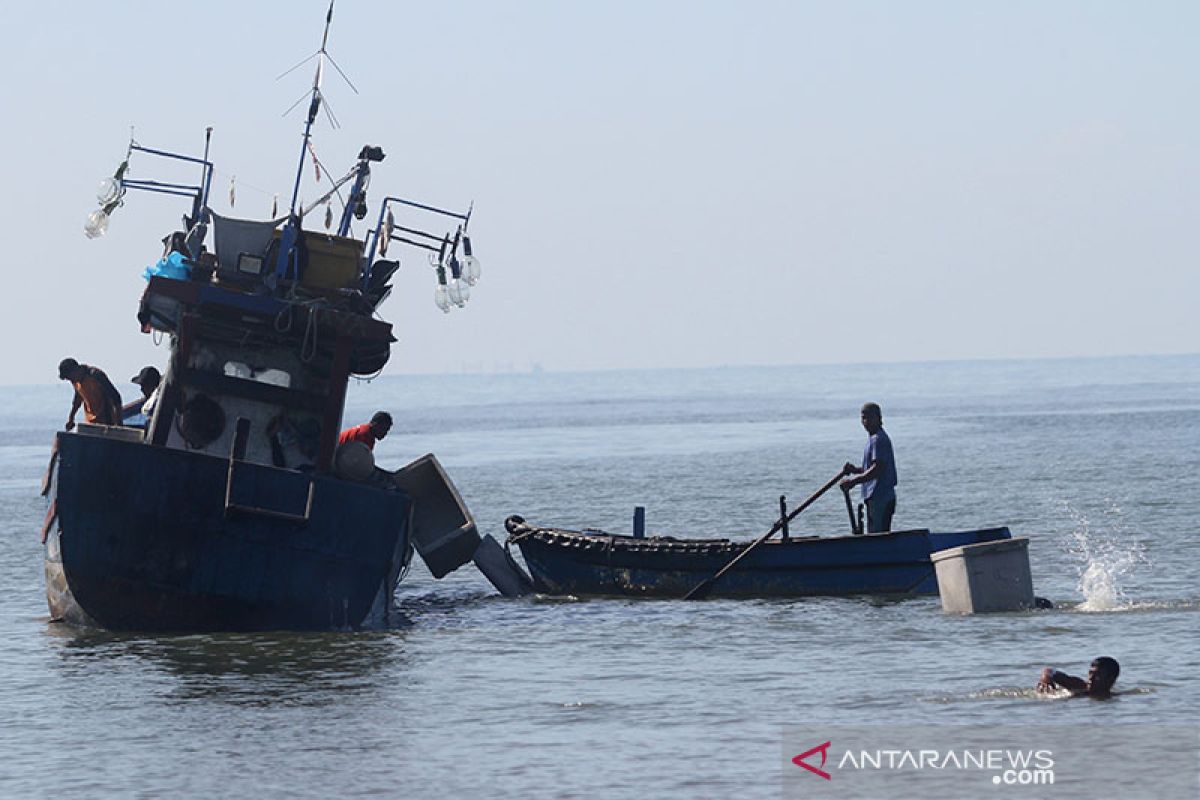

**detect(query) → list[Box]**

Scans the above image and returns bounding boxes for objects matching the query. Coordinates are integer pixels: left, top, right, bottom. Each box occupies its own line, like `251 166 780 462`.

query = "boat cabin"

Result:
121 184 401 474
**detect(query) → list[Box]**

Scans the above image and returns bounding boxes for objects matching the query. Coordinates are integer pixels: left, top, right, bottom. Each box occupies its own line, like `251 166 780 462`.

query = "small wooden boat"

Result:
505 516 1012 599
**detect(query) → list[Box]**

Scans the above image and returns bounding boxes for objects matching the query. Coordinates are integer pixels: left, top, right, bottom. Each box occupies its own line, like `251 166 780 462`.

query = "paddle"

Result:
683 469 848 600
841 485 862 535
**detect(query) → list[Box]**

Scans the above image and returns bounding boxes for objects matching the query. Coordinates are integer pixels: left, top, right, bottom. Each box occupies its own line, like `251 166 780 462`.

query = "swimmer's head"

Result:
1089 657 1120 693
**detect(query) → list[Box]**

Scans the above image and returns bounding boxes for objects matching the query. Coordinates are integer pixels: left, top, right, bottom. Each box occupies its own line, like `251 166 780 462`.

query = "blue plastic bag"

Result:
142 251 192 282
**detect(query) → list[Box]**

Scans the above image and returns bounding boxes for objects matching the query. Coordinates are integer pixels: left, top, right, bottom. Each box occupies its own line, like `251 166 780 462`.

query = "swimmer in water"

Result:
1037 656 1120 698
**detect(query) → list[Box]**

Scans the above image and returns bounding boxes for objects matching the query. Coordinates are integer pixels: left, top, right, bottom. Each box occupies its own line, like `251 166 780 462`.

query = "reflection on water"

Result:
45 624 410 705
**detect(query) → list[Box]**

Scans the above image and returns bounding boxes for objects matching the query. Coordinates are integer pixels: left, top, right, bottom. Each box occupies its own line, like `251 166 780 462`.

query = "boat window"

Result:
223 361 292 388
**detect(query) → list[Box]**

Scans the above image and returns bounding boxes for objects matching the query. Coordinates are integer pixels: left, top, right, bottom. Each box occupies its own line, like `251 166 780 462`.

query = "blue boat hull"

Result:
509 519 1011 598
45 432 411 631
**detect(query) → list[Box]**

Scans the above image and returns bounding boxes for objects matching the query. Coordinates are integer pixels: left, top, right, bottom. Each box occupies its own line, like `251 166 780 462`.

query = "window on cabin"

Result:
223 362 292 388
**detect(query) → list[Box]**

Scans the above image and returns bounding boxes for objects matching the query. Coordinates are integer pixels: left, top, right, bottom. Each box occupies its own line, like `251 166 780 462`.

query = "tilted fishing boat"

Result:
41 4 498 631
505 516 1012 599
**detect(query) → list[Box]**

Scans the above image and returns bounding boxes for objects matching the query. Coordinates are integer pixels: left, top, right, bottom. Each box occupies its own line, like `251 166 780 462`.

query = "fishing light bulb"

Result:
434 262 451 313
96 177 123 205
447 277 469 307
463 255 481 286
84 208 110 239
434 284 451 313
461 234 481 286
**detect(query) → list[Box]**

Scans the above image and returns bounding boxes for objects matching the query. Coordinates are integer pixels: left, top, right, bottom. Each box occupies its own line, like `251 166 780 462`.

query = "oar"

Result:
841 485 862 535
683 469 847 601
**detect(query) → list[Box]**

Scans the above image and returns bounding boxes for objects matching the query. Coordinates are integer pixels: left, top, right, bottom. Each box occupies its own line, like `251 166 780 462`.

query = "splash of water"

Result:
1063 500 1147 612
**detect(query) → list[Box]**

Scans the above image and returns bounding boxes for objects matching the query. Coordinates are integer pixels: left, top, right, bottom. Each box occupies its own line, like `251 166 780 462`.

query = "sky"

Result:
1 1 1196 386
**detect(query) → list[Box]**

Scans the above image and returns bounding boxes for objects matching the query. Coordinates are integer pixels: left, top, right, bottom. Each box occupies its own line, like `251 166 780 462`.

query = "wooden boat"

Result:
43 5 488 631
505 516 1012 598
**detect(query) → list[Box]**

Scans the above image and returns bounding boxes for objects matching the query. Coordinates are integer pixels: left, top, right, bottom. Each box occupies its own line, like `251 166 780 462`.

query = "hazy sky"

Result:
2 1 1196 386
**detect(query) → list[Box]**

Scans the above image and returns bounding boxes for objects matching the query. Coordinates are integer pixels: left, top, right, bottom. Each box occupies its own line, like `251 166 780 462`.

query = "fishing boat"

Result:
505 516 1012 599
41 3 501 631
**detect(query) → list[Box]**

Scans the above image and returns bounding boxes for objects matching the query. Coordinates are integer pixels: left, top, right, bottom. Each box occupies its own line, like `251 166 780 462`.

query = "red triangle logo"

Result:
792 741 832 780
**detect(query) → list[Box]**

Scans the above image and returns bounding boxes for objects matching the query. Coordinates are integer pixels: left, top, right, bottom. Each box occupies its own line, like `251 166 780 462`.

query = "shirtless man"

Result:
58 358 122 429
1037 657 1120 698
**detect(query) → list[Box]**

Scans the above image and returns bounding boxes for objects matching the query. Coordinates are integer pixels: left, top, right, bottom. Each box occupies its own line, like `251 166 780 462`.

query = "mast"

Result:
288 0 333 218
275 0 336 279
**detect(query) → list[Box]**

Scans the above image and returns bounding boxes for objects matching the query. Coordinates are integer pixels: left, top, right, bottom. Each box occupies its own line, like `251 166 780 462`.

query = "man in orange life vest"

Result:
338 411 393 451
58 358 122 430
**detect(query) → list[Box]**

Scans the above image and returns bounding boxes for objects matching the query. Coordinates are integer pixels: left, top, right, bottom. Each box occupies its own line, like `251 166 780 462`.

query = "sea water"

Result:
0 355 1197 798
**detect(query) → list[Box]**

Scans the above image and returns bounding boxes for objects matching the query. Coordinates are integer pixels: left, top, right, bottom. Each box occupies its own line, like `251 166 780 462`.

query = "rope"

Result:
300 306 319 363
274 303 294 333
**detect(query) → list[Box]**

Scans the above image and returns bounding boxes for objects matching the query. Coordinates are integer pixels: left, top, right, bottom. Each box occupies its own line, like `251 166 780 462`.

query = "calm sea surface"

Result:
1 356 1197 798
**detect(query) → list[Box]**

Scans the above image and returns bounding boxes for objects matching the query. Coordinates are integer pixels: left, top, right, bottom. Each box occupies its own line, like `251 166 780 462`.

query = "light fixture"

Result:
84 208 110 239
97 177 123 206
447 276 469 307
462 233 481 286
432 257 451 313
434 283 451 313
446 255 469 307
84 160 128 240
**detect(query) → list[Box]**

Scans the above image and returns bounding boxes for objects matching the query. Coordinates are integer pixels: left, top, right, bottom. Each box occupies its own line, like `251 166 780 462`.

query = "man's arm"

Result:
66 392 82 431
842 461 881 489
1037 667 1087 695
842 436 885 490
121 397 147 421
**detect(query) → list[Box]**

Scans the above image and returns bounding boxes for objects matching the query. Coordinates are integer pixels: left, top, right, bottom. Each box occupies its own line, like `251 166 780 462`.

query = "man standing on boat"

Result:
58 358 122 429
122 366 161 426
840 402 897 533
338 411 393 451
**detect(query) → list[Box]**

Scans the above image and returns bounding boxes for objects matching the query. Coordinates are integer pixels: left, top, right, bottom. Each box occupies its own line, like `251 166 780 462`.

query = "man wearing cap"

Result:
122 366 162 425
840 402 898 533
58 358 122 430
338 411 392 451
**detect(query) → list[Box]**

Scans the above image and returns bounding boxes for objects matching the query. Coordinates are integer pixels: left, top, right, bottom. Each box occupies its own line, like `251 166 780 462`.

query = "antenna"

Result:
273 1 358 280
281 0 358 217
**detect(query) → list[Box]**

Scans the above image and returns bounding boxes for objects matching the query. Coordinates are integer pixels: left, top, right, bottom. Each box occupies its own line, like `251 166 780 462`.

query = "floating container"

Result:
931 537 1035 614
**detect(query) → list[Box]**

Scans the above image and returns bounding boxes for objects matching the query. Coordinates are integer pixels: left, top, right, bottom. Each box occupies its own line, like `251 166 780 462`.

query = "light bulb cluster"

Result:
371 198 484 313
429 228 481 313
84 170 127 239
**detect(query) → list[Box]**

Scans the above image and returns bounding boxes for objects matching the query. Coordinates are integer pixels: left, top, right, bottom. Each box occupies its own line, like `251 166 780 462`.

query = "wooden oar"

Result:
842 485 862 535
683 469 847 601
